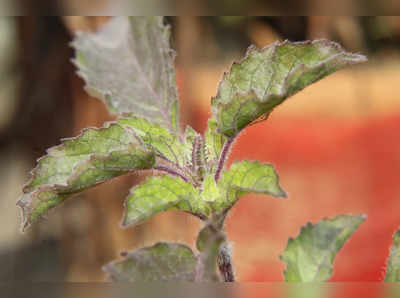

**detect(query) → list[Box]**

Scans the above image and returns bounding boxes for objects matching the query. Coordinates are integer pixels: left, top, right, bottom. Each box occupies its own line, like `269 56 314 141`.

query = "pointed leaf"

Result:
385 230 400 282
205 119 227 171
118 117 186 167
17 123 155 231
216 160 286 211
72 17 179 131
280 214 366 282
122 175 210 227
103 242 197 281
211 39 367 137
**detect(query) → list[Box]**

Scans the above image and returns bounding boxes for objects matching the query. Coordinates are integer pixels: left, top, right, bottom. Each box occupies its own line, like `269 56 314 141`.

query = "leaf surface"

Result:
211 40 367 137
122 175 210 227
118 117 186 167
17 123 155 230
204 119 227 172
280 214 365 282
103 242 197 281
385 230 400 282
217 160 286 211
73 17 179 131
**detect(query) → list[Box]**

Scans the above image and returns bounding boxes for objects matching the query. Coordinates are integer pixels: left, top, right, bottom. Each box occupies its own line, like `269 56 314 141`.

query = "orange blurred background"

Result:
1 14 400 294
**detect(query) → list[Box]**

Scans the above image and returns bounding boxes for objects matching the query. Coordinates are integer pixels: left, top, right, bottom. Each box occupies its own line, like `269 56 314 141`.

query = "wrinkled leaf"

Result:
385 230 400 282
216 160 286 211
281 214 365 282
104 242 197 281
17 123 155 231
122 175 210 227
118 116 186 167
73 17 179 132
211 39 367 137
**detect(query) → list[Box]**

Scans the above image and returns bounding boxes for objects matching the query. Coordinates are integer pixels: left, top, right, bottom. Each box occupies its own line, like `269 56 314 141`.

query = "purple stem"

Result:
154 165 189 183
214 136 236 182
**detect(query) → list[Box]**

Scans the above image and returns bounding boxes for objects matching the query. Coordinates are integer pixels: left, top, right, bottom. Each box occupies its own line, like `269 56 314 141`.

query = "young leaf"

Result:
17 123 155 231
280 214 366 282
103 242 197 281
385 230 400 282
216 160 286 211
211 39 367 137
72 17 179 132
200 175 221 204
122 175 210 227
204 119 227 171
118 117 186 167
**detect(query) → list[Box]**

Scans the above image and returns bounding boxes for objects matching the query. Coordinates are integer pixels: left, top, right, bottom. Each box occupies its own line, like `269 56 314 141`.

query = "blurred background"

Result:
1 12 400 296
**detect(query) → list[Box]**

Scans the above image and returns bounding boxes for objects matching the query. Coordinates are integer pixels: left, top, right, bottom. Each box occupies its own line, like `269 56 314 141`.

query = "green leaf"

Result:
280 214 366 282
205 119 227 171
385 230 400 282
17 123 155 231
103 242 197 281
216 160 286 211
118 116 186 167
122 175 210 227
199 174 226 214
72 17 179 132
211 39 367 137
201 175 221 203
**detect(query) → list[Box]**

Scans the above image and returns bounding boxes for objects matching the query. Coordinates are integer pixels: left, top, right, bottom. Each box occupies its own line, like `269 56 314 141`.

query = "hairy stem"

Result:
154 165 189 183
214 135 236 182
196 213 235 282
157 156 199 186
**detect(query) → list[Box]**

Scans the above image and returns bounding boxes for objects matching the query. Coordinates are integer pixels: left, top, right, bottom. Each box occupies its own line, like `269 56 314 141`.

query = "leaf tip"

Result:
276 186 288 198
120 213 136 229
346 213 367 226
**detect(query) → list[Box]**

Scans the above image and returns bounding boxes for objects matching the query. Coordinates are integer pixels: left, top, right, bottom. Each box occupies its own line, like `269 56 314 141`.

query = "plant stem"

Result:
154 165 189 182
214 135 236 182
210 212 235 282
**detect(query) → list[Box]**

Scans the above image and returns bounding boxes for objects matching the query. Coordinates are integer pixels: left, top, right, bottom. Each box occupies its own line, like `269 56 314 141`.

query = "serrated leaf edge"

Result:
103 242 196 282
211 39 367 136
280 214 366 282
17 121 155 231
384 229 400 282
222 159 288 199
71 17 180 134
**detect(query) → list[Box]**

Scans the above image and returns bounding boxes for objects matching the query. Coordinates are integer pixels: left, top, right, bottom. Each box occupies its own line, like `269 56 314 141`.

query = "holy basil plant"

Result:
18 16 395 282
